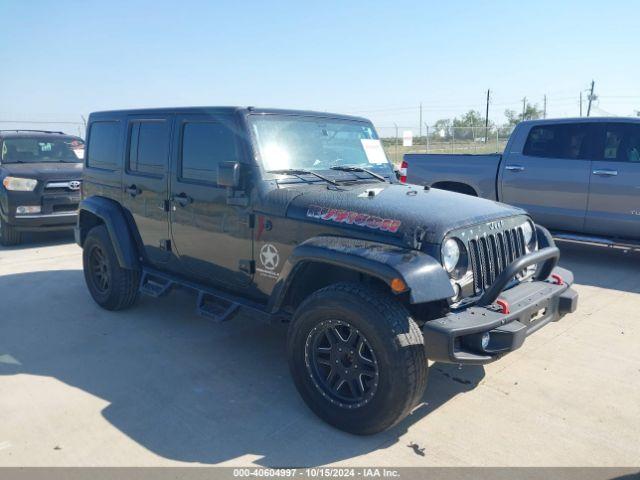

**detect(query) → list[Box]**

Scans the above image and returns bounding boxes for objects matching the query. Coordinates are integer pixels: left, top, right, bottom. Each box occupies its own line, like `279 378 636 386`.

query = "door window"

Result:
128 120 169 176
87 121 121 169
523 124 597 160
180 122 238 184
603 124 640 162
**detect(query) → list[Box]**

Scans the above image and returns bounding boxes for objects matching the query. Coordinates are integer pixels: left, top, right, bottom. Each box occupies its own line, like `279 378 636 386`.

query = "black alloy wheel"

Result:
305 319 379 409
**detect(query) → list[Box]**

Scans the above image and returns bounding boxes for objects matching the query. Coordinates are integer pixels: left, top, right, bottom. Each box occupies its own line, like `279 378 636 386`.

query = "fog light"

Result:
481 332 490 350
16 206 41 215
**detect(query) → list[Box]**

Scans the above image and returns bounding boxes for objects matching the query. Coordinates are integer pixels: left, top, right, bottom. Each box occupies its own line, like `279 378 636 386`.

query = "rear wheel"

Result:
83 225 140 310
0 218 21 246
287 282 428 435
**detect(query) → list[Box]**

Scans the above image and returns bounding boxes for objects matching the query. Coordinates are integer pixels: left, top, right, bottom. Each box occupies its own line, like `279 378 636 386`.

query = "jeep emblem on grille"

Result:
69 181 81 191
487 220 503 230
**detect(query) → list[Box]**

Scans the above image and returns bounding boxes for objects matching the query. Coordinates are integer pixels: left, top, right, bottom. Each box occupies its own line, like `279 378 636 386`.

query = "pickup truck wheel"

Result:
83 225 140 310
287 282 427 435
0 218 21 246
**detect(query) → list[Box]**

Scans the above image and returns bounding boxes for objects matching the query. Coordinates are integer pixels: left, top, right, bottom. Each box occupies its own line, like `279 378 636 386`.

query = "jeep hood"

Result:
284 182 526 245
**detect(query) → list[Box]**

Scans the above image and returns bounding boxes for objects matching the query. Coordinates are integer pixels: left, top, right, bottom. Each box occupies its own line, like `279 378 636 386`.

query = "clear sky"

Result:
1 0 639 136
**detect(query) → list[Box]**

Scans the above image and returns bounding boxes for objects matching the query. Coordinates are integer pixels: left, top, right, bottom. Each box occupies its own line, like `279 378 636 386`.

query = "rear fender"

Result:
76 196 140 270
268 236 454 313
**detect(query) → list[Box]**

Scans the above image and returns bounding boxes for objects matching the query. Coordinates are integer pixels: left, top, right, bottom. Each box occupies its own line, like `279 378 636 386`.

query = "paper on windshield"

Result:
360 139 388 164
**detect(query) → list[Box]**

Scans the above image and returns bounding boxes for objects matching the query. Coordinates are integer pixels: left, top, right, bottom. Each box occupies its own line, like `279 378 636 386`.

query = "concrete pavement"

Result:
0 233 639 466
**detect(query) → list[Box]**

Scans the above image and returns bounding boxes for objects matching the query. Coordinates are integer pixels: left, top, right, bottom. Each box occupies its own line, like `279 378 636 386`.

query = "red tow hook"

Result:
496 298 510 314
551 273 564 286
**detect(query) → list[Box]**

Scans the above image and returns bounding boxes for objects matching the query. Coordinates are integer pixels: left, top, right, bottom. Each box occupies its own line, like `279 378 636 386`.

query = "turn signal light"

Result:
399 160 408 183
390 277 407 293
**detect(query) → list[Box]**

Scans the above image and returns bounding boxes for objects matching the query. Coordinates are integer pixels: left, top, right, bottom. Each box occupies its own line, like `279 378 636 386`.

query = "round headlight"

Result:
442 238 461 273
521 220 537 251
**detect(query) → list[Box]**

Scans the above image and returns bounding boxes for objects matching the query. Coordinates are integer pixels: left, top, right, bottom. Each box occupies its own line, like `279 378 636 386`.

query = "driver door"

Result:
168 113 253 287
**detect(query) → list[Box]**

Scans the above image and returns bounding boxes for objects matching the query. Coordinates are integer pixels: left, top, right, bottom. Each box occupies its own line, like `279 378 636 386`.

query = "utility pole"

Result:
587 80 596 117
543 95 547 119
580 92 583 117
419 103 422 138
522 97 527 120
484 89 490 143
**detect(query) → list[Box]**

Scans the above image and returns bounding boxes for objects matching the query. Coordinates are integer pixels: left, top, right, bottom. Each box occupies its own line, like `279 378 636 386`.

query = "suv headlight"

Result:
2 176 38 191
521 220 537 252
442 238 460 273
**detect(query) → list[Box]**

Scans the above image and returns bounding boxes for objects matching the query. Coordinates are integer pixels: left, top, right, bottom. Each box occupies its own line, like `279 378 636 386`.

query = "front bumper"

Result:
423 266 578 365
1 189 79 231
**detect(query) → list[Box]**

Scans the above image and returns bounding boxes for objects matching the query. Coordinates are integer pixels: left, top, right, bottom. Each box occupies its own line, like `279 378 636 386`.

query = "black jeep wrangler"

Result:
76 107 578 434
0 130 84 246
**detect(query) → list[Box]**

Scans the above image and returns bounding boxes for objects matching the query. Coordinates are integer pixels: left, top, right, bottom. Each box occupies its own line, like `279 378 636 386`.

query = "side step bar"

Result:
138 267 284 324
551 232 640 252
197 292 240 322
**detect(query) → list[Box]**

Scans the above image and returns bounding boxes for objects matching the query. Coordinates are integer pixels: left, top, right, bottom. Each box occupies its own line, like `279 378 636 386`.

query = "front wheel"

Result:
0 218 21 246
287 283 428 435
82 224 140 310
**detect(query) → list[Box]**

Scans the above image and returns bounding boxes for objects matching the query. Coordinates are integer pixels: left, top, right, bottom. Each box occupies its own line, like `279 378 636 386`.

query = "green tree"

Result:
432 118 452 139
452 110 494 140
504 103 544 126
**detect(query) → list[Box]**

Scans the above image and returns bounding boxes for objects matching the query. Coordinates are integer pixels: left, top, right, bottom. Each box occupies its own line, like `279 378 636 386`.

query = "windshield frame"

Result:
246 113 395 184
0 136 85 165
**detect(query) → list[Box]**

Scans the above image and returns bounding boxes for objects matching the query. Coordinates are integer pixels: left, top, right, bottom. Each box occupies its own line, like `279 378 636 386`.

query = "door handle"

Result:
125 185 141 196
593 169 618 176
505 165 525 172
172 192 193 207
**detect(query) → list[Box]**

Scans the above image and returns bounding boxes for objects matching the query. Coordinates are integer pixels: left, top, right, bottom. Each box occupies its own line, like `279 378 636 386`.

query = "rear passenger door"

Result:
168 113 253 288
121 115 173 266
499 123 597 232
585 122 640 240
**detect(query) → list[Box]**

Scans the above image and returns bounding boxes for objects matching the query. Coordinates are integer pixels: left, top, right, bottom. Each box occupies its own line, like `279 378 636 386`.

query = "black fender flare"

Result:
76 196 140 270
268 236 454 313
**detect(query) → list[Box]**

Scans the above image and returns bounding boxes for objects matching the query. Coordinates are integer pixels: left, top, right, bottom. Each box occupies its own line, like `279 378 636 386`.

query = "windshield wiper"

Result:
330 165 387 182
267 169 339 186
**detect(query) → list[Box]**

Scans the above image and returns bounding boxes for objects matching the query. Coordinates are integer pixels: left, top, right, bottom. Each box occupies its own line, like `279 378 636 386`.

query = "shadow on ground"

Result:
0 268 484 466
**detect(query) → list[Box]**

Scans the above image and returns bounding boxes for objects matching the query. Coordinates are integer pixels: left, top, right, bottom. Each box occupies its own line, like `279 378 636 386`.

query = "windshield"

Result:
1 137 85 164
249 115 394 178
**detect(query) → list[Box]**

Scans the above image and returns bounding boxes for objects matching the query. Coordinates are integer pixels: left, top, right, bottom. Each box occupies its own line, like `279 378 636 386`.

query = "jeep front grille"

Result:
468 227 527 293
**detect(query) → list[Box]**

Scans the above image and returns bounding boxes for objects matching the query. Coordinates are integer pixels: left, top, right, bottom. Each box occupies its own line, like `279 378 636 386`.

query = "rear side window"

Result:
603 123 640 162
523 124 596 160
128 120 169 176
180 122 238 183
87 121 120 169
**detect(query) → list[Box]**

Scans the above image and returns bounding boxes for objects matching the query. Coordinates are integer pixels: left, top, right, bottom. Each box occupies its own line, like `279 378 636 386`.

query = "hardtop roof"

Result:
88 106 371 123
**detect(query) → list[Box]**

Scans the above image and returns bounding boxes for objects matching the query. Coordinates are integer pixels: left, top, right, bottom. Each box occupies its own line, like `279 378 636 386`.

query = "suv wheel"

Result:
287 282 428 435
0 218 21 246
83 225 140 310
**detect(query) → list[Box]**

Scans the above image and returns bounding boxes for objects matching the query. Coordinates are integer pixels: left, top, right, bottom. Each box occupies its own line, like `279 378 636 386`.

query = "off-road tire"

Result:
83 224 140 310
287 282 428 435
0 218 21 246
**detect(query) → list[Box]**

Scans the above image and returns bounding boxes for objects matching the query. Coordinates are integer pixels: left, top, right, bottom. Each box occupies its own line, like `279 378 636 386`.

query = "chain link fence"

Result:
376 124 514 165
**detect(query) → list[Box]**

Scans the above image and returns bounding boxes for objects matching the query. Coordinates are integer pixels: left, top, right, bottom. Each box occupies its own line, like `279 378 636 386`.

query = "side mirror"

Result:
218 161 240 188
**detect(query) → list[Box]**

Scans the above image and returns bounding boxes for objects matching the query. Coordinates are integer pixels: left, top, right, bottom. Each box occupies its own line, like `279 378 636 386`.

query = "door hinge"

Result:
239 259 255 274
160 239 172 251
